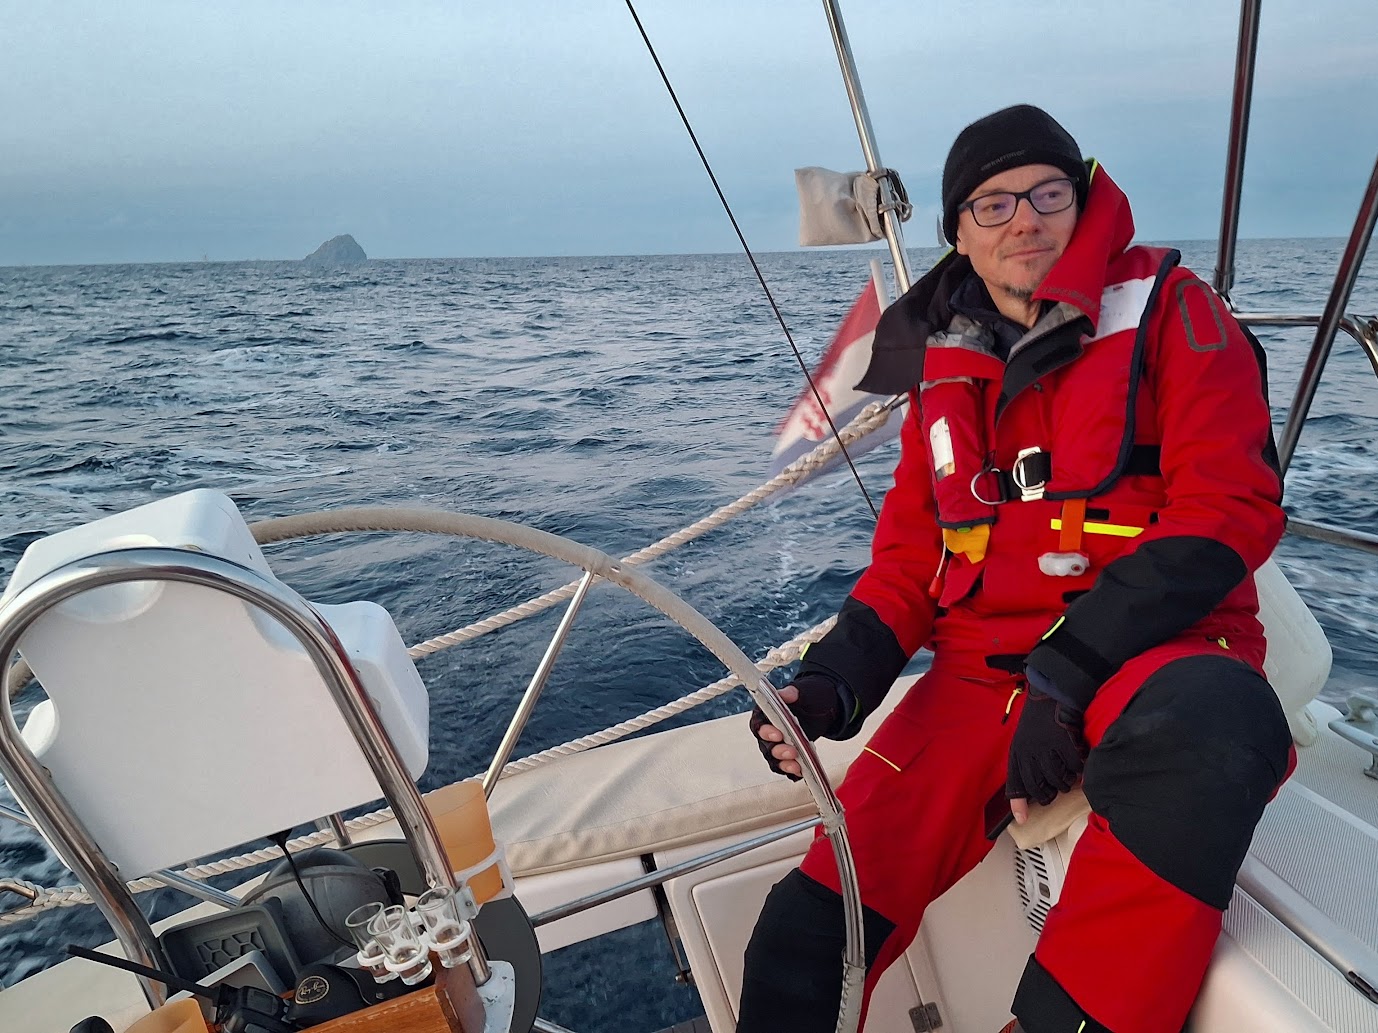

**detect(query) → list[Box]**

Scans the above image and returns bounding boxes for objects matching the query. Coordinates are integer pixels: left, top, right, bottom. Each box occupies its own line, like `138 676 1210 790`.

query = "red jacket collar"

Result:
1034 163 1136 330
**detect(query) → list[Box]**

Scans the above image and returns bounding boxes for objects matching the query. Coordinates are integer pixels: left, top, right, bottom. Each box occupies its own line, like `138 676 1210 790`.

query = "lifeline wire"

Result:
622 0 880 519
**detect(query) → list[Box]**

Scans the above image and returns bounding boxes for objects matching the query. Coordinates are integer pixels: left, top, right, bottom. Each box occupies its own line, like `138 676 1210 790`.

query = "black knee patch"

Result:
1013 954 1113 1033
1084 654 1291 908
735 869 895 1033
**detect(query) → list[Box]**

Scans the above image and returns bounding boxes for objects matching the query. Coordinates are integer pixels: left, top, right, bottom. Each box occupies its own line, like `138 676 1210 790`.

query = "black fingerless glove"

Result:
1006 687 1088 807
749 672 850 780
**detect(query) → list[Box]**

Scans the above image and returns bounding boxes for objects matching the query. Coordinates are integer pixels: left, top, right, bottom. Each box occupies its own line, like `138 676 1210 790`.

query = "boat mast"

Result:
1213 0 1262 303
821 0 916 294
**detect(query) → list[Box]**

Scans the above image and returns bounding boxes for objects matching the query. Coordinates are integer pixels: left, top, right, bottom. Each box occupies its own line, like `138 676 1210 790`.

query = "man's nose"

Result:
1008 196 1045 233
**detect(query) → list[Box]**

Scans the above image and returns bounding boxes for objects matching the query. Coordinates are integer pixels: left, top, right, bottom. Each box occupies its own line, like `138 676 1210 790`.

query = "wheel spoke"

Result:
482 569 598 798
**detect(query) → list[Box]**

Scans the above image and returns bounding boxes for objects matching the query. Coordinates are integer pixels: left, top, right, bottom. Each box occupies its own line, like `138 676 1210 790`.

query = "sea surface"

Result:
1 241 1376 1028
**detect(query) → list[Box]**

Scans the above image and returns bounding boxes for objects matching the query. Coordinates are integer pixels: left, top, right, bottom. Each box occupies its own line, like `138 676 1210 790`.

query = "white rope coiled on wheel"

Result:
0 398 897 924
401 396 898 657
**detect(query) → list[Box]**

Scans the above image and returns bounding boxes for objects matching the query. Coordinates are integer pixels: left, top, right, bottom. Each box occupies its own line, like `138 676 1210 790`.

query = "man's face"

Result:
954 162 1078 304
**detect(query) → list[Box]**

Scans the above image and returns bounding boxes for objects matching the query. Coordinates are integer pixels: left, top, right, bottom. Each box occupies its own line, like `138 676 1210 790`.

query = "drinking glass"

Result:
368 904 433 985
413 886 474 969
344 902 397 982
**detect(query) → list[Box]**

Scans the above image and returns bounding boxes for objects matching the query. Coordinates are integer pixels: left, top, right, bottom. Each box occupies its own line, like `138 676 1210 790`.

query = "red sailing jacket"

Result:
801 165 1284 728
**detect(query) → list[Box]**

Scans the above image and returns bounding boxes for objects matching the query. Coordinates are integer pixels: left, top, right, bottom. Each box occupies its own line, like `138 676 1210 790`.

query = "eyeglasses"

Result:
957 177 1076 228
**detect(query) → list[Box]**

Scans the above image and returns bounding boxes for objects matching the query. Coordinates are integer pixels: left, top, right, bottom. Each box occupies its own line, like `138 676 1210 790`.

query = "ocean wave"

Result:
92 328 196 347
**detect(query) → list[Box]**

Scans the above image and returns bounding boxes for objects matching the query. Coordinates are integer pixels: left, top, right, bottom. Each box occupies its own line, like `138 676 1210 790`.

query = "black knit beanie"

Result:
941 105 1088 244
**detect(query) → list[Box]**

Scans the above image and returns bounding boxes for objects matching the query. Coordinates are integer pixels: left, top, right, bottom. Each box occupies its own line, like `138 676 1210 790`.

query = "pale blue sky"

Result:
2 0 1375 265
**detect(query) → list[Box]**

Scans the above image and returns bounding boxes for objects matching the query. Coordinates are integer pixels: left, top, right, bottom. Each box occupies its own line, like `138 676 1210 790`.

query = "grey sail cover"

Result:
795 167 907 246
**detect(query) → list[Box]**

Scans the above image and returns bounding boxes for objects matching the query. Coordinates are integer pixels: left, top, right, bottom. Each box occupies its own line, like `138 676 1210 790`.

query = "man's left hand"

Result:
1007 686 1088 820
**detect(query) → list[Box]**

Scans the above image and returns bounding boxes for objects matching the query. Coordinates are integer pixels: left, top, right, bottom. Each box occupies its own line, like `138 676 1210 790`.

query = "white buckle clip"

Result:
1013 446 1047 502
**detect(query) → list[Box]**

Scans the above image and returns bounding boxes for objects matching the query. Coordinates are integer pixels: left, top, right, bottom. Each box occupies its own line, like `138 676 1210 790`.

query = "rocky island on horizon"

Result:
303 234 367 266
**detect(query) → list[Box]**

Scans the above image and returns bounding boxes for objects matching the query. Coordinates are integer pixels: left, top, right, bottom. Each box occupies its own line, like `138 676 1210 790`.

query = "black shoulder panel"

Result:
856 251 969 395
799 596 910 735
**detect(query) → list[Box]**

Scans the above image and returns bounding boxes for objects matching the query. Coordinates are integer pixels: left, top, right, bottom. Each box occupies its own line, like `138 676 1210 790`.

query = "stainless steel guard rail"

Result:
0 547 487 1008
1214 3 1378 486
1264 152 1378 477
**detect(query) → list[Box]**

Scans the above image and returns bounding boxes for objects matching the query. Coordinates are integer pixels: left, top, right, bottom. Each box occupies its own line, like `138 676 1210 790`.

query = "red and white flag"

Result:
768 272 904 482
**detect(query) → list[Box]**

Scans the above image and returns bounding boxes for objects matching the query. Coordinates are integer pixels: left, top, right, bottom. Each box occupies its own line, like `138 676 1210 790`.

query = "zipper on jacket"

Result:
1002 680 1025 724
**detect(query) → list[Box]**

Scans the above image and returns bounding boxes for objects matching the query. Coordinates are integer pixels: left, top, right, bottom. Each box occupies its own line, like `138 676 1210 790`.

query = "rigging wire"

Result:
622 0 880 519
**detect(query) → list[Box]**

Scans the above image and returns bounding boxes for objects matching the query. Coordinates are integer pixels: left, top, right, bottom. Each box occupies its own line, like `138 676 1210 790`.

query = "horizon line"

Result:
0 235 1351 271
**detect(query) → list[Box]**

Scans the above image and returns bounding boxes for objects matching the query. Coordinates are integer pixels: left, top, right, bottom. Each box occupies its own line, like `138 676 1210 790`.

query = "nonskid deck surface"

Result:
1292 709 1378 830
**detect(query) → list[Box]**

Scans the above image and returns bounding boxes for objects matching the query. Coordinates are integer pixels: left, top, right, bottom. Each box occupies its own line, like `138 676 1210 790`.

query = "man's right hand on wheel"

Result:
749 672 849 780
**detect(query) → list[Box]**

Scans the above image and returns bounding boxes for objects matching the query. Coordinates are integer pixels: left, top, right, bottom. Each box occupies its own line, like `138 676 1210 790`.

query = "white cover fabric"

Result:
490 691 903 877
795 166 886 246
1254 558 1333 740
5 489 430 877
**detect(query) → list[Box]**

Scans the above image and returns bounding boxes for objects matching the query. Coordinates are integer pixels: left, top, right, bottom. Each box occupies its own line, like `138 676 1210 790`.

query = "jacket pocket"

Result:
855 708 930 775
